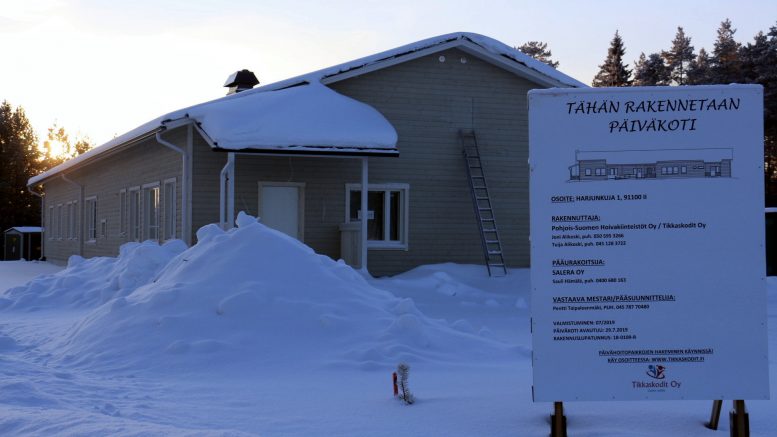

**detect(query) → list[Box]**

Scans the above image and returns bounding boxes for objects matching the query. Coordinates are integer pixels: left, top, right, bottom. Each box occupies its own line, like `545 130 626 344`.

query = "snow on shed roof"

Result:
29 32 584 186
5 227 42 233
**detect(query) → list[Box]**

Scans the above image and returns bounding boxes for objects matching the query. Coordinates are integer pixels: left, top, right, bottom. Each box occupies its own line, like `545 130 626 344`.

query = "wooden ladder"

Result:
459 129 507 277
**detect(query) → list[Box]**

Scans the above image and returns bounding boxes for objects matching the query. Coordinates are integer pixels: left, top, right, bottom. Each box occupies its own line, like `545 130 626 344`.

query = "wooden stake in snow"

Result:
396 362 415 404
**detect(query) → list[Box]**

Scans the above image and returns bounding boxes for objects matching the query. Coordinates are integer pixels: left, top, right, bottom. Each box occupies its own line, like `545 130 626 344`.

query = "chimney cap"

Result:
224 69 260 88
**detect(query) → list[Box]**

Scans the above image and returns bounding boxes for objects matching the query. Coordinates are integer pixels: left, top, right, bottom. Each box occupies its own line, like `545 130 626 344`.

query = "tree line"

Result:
520 19 777 205
0 101 91 236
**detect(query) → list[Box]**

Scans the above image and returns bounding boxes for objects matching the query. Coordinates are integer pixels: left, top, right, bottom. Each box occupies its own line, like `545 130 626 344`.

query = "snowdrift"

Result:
26 213 516 373
0 240 186 310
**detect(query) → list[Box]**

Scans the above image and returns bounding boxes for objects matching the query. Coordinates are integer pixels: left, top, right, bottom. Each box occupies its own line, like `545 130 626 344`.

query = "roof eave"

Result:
27 127 164 187
212 146 399 158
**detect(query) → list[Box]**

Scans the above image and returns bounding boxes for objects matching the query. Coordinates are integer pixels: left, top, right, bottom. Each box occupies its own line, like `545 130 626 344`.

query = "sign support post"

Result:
707 399 723 430
730 400 749 437
550 401 567 437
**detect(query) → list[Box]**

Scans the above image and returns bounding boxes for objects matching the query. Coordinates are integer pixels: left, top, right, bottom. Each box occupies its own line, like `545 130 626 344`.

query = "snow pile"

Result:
47 213 514 373
0 240 186 311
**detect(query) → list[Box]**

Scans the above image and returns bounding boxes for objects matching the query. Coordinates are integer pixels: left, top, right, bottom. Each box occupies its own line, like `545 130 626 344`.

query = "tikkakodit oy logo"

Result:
632 365 682 390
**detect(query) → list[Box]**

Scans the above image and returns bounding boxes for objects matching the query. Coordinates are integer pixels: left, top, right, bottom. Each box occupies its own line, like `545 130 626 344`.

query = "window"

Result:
119 190 127 237
66 201 77 240
609 168 617 176
585 168 592 176
595 168 605 176
163 179 176 240
85 197 97 241
100 219 108 238
47 206 54 240
672 166 679 174
681 166 687 174
143 185 160 241
129 188 141 241
57 204 63 239
345 183 409 249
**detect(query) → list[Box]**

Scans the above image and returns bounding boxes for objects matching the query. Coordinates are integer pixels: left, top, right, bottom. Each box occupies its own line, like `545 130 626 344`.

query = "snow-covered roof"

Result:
5 227 42 234
253 32 586 91
29 32 584 186
29 83 397 185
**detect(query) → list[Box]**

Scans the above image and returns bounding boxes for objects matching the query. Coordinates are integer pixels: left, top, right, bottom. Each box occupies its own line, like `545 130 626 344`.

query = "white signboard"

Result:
529 85 769 401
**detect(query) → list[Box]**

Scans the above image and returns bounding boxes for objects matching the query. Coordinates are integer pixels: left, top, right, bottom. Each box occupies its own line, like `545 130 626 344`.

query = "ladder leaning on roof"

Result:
459 129 507 277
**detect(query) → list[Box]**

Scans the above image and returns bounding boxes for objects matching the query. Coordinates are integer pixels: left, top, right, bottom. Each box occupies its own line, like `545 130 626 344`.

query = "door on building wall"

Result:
258 182 305 240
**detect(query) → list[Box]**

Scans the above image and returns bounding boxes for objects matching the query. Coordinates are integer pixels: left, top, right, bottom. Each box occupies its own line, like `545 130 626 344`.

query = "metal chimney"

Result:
224 69 259 95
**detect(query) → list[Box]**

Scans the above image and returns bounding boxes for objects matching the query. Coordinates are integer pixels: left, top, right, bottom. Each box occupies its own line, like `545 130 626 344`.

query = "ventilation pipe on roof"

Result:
224 69 259 95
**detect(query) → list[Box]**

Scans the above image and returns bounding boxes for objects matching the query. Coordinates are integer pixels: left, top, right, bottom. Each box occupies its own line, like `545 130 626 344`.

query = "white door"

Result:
259 184 303 240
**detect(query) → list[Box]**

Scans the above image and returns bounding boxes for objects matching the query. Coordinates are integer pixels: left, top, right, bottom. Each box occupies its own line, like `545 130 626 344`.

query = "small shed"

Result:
3 227 42 261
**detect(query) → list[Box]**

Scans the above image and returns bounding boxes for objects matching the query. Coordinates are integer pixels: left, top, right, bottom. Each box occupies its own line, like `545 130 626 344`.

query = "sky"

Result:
1 0 776 150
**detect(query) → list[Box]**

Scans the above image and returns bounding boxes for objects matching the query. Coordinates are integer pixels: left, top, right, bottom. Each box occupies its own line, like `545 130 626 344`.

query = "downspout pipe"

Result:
227 152 235 228
219 161 228 229
26 186 45 261
155 129 191 245
60 173 84 256
360 157 368 273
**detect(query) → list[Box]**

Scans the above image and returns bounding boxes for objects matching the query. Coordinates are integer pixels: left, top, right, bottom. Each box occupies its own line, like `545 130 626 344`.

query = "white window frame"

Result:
85 196 97 242
163 178 177 241
71 200 80 240
56 204 63 240
119 189 127 237
142 182 160 241
129 186 141 242
345 183 409 250
47 206 54 240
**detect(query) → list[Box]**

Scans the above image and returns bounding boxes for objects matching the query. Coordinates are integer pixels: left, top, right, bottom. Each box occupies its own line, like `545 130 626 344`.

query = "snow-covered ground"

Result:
1 215 775 436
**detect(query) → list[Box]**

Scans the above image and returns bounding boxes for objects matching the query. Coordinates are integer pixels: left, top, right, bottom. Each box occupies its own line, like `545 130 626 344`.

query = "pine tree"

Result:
518 41 560 68
710 19 742 84
633 52 670 86
662 27 695 85
41 123 93 169
0 101 43 239
744 23 777 204
686 48 712 84
592 31 632 87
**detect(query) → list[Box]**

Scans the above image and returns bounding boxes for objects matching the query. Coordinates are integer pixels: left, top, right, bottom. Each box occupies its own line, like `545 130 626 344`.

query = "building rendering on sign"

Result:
569 148 733 181
27 32 584 276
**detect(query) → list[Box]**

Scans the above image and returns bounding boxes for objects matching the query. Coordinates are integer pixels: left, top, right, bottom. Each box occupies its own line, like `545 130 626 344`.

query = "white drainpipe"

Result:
218 153 236 229
219 160 229 229
361 157 368 273
155 130 191 245
227 152 235 228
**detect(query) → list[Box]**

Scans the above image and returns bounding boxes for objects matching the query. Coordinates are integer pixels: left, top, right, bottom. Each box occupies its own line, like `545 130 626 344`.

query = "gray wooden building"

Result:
28 32 584 276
